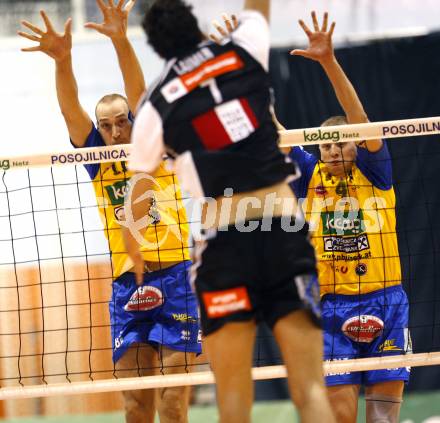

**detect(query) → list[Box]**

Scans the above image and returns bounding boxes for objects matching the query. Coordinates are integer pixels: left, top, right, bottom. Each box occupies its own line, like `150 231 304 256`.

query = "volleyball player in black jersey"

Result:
124 1 335 422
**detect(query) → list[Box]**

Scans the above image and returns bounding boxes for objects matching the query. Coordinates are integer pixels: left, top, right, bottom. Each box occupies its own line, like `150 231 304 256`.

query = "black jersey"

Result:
130 10 296 199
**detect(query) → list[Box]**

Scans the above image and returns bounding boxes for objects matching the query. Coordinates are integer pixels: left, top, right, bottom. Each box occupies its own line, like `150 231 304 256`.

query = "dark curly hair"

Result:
142 0 204 59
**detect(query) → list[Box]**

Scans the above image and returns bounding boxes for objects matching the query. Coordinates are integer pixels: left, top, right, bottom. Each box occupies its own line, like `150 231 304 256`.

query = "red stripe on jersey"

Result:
182 52 244 91
192 110 233 150
240 98 259 129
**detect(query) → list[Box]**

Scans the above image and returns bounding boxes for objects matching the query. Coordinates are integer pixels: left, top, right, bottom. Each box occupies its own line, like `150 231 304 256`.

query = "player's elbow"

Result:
348 111 369 124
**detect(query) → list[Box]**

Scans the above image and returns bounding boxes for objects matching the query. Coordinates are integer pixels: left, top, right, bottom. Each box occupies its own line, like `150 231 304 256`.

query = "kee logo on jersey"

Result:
321 210 366 236
124 286 164 312
342 315 384 343
203 286 251 318
105 180 131 206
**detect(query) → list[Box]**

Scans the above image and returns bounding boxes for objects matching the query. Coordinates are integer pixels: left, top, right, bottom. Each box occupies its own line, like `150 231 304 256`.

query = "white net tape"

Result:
1 116 439 171
0 352 439 400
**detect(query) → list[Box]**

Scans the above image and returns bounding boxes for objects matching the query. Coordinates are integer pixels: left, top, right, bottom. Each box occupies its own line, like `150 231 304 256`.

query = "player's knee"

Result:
158 387 188 422
291 381 327 410
331 400 356 423
123 390 154 421
365 394 402 423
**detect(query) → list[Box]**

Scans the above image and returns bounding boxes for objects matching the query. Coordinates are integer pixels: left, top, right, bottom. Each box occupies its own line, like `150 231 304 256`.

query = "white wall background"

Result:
0 0 439 156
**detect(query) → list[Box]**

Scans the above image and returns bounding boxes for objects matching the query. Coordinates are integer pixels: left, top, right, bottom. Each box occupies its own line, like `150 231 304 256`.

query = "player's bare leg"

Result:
156 347 196 423
204 320 256 423
116 343 158 423
273 309 336 423
327 384 360 423
365 380 404 423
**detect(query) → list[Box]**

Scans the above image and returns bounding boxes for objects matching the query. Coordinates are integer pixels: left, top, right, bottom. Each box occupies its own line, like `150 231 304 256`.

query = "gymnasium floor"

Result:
2 392 440 423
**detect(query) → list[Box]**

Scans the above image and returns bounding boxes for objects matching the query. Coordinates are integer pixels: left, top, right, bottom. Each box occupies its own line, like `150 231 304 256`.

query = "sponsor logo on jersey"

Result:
314 185 328 196
342 314 384 343
147 197 161 224
114 205 126 222
329 263 349 274
192 98 258 149
321 210 366 236
355 263 368 276
323 234 370 253
215 99 256 142
114 334 124 350
181 330 192 341
105 180 131 206
379 339 402 352
203 286 251 318
173 47 215 75
162 51 244 103
321 251 372 262
325 358 351 376
172 313 197 323
124 286 164 312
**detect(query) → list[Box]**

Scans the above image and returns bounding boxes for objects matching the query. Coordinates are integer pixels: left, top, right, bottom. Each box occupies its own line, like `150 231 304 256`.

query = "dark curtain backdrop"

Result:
255 31 440 397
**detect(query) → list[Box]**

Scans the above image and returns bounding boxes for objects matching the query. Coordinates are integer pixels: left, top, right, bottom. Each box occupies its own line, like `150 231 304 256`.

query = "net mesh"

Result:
0 123 440 399
0 157 207 388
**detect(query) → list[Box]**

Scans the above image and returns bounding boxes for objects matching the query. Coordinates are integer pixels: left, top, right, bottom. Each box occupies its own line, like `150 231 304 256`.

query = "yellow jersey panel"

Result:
304 162 401 296
92 160 190 278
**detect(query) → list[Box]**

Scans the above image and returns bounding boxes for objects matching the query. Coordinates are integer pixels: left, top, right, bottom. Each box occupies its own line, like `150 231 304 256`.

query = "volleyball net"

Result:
0 117 439 400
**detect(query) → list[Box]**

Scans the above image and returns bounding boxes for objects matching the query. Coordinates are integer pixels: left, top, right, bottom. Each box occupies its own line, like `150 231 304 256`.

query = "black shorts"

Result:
194 218 321 336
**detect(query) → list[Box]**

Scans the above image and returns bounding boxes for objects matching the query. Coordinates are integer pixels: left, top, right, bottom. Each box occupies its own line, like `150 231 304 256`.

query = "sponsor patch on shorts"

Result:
124 286 164 312
203 286 251 318
342 314 384 343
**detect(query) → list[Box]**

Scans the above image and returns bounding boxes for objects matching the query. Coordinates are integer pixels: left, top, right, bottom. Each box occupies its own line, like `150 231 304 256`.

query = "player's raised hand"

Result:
19 11 72 62
209 13 239 44
290 11 336 63
84 0 136 40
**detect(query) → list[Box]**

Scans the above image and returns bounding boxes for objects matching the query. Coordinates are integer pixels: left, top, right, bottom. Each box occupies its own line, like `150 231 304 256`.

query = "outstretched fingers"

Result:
231 14 238 29
298 19 312 37
209 33 221 44
21 46 42 53
222 13 238 33
40 10 55 33
289 49 311 59
321 12 328 32
124 0 136 13
212 19 228 37
83 21 104 33
21 20 44 36
311 11 320 32
17 31 40 42
64 17 72 34
96 0 107 13
329 21 336 36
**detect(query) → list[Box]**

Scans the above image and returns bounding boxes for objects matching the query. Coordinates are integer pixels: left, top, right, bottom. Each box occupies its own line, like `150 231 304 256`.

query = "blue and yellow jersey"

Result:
82 126 190 279
289 143 401 296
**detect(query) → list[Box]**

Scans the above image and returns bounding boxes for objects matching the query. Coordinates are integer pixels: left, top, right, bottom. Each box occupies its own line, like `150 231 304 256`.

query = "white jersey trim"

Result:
232 10 270 71
174 151 205 199
129 101 164 173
